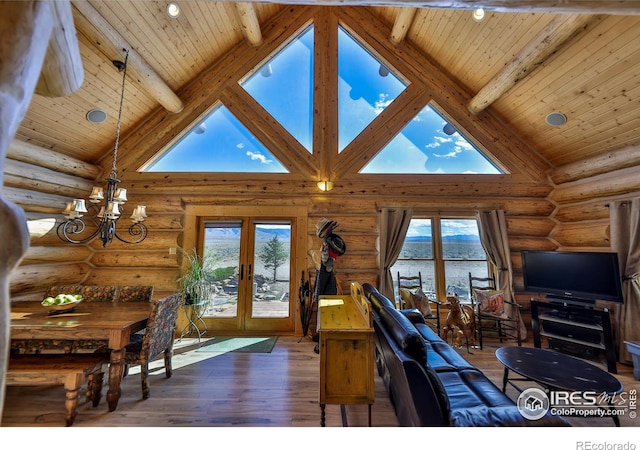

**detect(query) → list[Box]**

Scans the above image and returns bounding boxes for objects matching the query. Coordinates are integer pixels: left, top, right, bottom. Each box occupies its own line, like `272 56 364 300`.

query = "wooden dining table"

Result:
10 300 150 412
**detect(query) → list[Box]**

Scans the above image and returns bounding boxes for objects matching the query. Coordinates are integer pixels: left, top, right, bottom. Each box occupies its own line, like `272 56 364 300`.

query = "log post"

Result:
0 0 80 423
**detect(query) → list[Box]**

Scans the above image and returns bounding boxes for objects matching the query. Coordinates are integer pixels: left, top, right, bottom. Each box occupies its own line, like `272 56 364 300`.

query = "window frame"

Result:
392 214 490 302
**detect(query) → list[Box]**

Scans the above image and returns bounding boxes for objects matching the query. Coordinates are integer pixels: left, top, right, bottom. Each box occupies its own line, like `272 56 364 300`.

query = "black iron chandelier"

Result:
57 49 148 247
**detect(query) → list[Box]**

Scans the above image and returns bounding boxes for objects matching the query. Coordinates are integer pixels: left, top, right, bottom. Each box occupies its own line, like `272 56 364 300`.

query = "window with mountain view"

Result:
391 218 489 302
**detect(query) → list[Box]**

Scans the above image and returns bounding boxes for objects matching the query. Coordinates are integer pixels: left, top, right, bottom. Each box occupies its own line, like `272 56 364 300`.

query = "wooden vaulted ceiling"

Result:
14 1 640 180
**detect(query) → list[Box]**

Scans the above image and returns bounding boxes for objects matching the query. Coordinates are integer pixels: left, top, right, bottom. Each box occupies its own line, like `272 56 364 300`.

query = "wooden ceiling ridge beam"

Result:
235 2 264 46
468 13 601 114
71 1 184 114
209 1 640 15
390 7 417 45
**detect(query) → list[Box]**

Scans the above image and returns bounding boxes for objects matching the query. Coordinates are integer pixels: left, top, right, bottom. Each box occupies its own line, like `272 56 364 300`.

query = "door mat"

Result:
196 336 278 353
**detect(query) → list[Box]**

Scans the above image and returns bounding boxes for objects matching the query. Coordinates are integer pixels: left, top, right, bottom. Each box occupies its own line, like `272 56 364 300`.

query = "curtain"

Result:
378 208 412 300
476 210 527 339
609 198 640 364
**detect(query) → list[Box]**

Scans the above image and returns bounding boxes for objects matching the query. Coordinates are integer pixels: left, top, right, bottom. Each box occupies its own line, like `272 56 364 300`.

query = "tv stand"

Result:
531 299 617 373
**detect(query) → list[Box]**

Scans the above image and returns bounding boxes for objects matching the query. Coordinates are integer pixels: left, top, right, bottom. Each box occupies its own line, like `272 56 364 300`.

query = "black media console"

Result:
530 299 617 373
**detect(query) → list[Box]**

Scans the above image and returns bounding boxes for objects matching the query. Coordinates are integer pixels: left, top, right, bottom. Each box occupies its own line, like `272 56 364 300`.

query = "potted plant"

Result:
178 248 209 305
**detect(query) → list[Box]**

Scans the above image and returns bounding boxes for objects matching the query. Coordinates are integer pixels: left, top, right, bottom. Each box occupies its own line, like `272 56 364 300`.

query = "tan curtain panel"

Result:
609 198 640 364
378 208 412 300
475 209 527 340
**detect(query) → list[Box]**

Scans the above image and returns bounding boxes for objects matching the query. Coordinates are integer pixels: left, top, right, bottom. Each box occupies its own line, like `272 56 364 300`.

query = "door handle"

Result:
248 264 252 280
240 264 244 280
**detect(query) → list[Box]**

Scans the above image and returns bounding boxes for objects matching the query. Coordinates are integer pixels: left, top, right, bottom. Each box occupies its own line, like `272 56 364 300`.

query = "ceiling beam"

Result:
72 1 184 114
35 1 84 97
235 2 264 46
468 14 600 115
206 1 640 15
390 7 416 45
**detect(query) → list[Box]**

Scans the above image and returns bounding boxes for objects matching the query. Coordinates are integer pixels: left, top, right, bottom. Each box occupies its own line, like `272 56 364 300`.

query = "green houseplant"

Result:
178 248 210 305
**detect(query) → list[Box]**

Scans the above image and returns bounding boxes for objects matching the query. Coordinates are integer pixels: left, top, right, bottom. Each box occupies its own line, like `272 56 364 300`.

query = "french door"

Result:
198 217 295 333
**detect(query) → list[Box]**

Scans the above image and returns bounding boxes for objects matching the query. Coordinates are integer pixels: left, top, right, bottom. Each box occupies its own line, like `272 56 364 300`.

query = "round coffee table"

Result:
495 346 623 425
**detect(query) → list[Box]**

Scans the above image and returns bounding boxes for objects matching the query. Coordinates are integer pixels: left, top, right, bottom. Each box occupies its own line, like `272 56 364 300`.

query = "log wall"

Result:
6 141 640 333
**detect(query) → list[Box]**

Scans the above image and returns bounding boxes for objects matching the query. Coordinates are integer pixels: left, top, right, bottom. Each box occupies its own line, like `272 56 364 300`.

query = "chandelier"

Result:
57 49 148 247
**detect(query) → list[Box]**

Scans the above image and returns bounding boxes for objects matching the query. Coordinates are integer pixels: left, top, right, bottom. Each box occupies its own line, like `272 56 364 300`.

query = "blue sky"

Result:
146 25 500 175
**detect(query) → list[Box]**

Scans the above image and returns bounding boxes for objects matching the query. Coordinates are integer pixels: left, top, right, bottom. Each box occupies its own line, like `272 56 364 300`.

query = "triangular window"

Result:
144 104 288 173
240 26 314 153
360 103 502 174
338 27 407 153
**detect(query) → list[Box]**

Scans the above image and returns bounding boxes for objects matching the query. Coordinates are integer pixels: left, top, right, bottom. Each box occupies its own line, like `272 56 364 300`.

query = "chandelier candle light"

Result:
57 49 148 247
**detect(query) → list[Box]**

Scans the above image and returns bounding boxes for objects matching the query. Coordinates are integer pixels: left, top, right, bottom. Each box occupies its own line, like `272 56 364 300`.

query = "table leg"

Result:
320 404 326 427
340 404 348 426
107 347 126 412
502 367 509 393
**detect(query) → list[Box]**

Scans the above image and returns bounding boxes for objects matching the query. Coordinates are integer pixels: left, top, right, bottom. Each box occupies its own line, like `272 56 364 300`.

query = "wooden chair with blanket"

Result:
469 272 522 350
397 272 442 336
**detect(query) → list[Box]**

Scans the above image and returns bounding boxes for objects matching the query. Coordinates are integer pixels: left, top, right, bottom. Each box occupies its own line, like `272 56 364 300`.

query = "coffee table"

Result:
495 346 623 426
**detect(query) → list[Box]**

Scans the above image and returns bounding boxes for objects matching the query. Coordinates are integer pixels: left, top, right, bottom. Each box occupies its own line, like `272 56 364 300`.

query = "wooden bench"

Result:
6 354 109 426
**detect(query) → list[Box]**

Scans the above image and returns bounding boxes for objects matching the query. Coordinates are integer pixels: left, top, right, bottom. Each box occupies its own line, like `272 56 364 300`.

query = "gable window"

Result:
338 26 407 153
144 104 288 173
142 18 509 176
240 25 314 153
361 103 502 174
390 217 489 303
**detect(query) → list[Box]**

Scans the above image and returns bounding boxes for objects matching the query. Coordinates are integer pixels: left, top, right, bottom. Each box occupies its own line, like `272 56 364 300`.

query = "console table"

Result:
530 299 617 373
317 283 374 427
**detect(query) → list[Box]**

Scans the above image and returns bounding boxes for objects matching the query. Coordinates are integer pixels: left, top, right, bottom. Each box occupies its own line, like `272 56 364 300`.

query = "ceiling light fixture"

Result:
58 49 148 247
166 2 181 18
472 8 485 22
317 181 334 192
545 112 567 127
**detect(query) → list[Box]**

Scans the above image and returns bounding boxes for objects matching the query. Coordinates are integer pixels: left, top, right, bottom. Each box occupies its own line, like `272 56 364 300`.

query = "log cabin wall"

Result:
5 5 640 336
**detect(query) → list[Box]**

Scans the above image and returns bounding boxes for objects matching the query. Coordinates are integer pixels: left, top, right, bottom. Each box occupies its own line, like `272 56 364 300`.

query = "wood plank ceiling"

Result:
13 1 640 173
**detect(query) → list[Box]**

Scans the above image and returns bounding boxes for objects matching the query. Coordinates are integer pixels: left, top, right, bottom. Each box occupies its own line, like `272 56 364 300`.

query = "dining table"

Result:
10 300 150 412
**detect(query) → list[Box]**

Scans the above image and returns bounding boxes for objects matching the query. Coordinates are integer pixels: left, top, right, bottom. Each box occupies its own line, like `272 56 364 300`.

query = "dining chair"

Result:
397 272 442 336
123 293 183 399
468 272 522 350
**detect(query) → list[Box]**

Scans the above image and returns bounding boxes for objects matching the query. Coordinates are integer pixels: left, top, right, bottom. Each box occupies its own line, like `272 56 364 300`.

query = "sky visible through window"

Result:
144 24 502 175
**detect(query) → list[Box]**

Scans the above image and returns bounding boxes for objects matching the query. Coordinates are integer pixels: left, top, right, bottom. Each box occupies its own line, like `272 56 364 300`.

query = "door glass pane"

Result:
252 222 291 318
203 222 242 318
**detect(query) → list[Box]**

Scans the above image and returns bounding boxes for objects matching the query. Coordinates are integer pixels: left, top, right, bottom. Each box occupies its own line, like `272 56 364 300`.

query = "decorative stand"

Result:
179 300 208 341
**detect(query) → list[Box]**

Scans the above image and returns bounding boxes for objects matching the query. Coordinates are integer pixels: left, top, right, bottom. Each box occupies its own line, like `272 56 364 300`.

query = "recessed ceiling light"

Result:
86 108 107 124
167 2 180 18
545 112 567 126
472 8 485 22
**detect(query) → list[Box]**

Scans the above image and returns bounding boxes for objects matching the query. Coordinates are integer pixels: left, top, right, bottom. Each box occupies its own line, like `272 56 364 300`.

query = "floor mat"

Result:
195 336 278 353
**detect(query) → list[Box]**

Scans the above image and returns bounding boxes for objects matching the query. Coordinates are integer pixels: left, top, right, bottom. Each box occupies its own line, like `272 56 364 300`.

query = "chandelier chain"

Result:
111 49 129 179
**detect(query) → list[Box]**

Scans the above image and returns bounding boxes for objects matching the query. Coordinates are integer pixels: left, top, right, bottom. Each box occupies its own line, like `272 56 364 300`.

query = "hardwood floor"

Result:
2 334 639 430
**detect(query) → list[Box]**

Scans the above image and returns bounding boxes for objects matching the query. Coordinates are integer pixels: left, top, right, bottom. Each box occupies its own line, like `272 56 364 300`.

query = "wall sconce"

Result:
317 181 334 192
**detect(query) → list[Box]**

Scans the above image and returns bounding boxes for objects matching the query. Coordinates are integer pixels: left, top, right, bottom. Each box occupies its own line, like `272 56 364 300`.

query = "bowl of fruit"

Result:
41 294 83 314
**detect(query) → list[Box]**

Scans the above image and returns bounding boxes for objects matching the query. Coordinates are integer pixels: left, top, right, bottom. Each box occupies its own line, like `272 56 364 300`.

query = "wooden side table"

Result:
317 283 374 426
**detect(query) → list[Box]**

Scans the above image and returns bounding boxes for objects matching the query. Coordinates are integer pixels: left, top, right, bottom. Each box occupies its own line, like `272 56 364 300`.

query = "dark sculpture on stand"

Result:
312 218 346 353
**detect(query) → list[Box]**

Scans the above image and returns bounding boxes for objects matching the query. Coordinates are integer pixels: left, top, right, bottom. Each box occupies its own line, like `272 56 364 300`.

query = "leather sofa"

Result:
362 283 570 427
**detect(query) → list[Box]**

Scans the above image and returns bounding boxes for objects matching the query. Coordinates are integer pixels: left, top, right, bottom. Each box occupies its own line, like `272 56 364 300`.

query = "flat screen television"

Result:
521 250 624 305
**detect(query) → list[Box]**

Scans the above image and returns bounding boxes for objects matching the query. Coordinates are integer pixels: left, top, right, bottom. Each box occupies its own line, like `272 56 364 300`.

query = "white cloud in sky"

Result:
246 151 273 164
